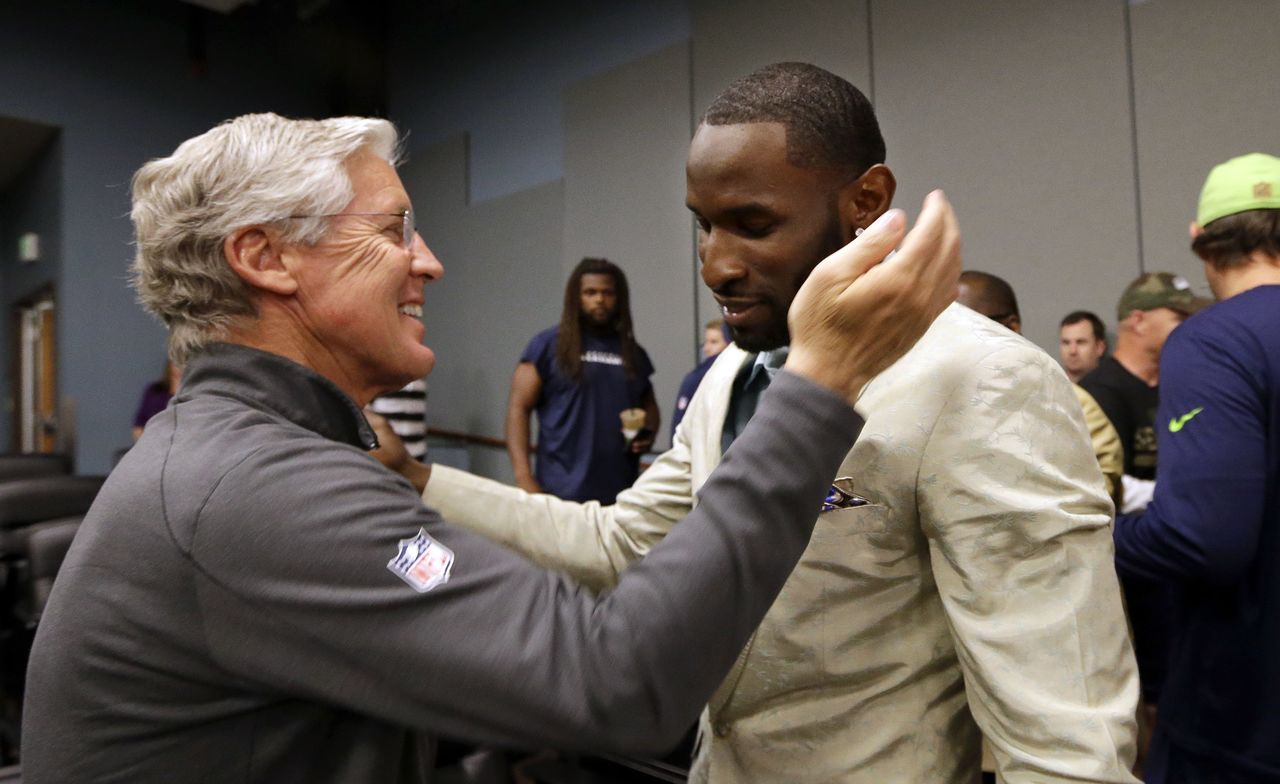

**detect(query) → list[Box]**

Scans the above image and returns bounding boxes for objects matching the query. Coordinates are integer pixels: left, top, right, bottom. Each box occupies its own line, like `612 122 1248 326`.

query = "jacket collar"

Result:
177 342 378 450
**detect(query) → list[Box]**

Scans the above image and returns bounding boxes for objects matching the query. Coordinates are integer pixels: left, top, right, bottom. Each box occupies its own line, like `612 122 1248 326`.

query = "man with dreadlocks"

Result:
506 257 659 503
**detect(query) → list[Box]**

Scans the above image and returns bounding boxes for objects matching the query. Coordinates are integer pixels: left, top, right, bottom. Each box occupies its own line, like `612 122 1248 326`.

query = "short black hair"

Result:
959 270 1019 318
1060 310 1106 343
701 62 885 179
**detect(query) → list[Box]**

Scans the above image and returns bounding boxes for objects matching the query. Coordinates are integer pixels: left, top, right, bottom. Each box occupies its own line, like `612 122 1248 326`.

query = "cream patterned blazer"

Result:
425 303 1140 783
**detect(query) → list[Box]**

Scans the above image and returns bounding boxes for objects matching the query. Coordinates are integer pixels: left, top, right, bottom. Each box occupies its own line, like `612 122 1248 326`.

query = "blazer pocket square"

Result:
821 476 873 512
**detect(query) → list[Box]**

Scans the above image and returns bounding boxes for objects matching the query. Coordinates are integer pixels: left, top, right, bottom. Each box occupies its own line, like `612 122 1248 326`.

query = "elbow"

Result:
580 672 701 757
601 712 691 758
1198 547 1255 586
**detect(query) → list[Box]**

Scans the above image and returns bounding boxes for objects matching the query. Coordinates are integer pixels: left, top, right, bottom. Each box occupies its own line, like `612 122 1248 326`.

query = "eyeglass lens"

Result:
402 210 415 249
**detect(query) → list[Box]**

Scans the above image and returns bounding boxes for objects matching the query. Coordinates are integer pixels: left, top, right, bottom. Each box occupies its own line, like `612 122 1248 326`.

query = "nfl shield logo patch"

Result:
388 528 455 593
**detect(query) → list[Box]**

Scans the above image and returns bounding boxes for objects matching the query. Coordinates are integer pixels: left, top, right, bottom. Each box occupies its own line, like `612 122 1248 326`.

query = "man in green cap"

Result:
1114 152 1280 783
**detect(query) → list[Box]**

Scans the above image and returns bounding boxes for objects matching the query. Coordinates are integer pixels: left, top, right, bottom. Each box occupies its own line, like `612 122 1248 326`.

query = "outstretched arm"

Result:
505 361 542 494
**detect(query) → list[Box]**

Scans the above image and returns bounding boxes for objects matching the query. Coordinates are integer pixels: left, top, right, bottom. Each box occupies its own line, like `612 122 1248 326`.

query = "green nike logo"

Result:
1168 407 1204 432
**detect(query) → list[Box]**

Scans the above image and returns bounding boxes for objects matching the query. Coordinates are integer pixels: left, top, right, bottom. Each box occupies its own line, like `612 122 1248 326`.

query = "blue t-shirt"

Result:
523 326 654 504
1114 284 1280 780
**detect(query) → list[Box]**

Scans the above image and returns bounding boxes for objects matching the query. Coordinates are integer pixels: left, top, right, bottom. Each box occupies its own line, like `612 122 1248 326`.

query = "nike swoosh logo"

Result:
1168 407 1204 432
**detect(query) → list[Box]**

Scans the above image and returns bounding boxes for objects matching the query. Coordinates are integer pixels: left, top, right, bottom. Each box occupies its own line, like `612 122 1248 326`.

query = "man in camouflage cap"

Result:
1084 271 1210 508
1113 152 1280 782
1116 271 1210 323
1080 269 1210 758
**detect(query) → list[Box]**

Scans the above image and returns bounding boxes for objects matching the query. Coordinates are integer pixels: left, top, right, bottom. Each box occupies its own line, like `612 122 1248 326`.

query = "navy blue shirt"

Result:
523 327 654 504
1114 285 1280 780
670 353 717 439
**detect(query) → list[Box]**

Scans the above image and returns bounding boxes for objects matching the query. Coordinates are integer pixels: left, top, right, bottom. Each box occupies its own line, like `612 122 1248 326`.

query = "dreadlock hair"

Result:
700 62 886 179
556 257 640 382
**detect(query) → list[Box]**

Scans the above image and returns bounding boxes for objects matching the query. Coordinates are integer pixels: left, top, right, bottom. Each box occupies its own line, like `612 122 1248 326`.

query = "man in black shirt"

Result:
1080 270 1209 762
1081 272 1209 508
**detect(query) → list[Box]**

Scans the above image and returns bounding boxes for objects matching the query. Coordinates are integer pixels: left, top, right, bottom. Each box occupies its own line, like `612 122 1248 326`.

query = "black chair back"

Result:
0 454 71 483
0 476 103 533
19 516 83 623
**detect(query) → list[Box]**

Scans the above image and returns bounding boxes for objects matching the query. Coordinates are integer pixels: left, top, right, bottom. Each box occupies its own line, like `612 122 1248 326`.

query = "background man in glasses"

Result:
400 63 1140 783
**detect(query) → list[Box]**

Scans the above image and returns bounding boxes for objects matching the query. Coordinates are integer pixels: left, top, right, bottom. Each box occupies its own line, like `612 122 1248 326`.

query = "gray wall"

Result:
562 43 695 450
401 135 566 481
0 1 335 471
1131 0 1280 287
874 0 1140 350
389 0 690 203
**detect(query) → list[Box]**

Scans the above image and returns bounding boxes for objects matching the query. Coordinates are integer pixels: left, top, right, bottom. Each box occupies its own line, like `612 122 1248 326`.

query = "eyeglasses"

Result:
286 209 415 250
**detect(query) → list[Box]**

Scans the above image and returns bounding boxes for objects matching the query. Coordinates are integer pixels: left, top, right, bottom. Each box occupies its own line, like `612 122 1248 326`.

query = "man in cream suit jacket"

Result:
404 64 1139 783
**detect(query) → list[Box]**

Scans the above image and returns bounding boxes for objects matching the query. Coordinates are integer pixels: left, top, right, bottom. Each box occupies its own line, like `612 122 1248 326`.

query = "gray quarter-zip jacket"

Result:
23 342 861 783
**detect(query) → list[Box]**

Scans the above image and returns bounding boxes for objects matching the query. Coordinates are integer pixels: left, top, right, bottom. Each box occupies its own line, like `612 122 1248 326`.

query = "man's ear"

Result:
838 163 897 244
223 226 298 296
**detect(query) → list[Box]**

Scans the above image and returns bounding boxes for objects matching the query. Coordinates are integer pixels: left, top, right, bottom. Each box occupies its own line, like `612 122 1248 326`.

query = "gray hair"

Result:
130 112 400 364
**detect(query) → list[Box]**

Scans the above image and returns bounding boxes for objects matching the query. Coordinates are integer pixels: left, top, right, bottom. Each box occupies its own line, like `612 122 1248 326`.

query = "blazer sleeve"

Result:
917 344 1140 783
424 412 700 593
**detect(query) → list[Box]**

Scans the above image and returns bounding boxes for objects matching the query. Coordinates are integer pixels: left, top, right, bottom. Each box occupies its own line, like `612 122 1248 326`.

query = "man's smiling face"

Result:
286 149 443 403
686 122 848 353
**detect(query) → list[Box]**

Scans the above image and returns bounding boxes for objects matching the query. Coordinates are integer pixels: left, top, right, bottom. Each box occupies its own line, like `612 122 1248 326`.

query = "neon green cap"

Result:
1197 153 1280 227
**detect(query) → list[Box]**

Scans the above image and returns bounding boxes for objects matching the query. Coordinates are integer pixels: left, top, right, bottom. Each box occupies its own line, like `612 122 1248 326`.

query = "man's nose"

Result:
410 233 444 281
699 231 745 290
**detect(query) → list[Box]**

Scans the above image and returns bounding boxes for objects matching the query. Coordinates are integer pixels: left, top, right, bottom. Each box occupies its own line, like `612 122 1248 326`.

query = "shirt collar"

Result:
743 346 789 387
754 346 789 375
177 342 378 450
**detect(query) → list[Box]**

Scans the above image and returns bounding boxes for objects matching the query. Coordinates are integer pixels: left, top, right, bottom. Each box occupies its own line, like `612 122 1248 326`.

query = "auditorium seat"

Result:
0 454 70 483
0 475 103 763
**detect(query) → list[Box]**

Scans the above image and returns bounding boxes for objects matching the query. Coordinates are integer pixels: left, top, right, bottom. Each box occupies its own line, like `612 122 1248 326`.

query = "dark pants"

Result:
1145 730 1277 784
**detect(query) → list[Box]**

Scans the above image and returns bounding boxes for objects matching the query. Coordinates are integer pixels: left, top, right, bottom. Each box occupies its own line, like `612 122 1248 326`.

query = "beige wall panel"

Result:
873 0 1140 351
564 43 695 451
690 0 872 350
1130 0 1280 292
402 135 565 481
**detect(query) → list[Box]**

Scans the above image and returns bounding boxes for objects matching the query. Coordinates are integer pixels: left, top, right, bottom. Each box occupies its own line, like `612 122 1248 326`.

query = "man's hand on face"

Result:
366 409 432 494
785 190 961 405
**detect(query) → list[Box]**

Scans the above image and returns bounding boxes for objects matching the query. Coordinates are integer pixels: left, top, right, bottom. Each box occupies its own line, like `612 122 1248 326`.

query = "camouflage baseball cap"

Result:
1197 152 1280 227
1116 272 1212 320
